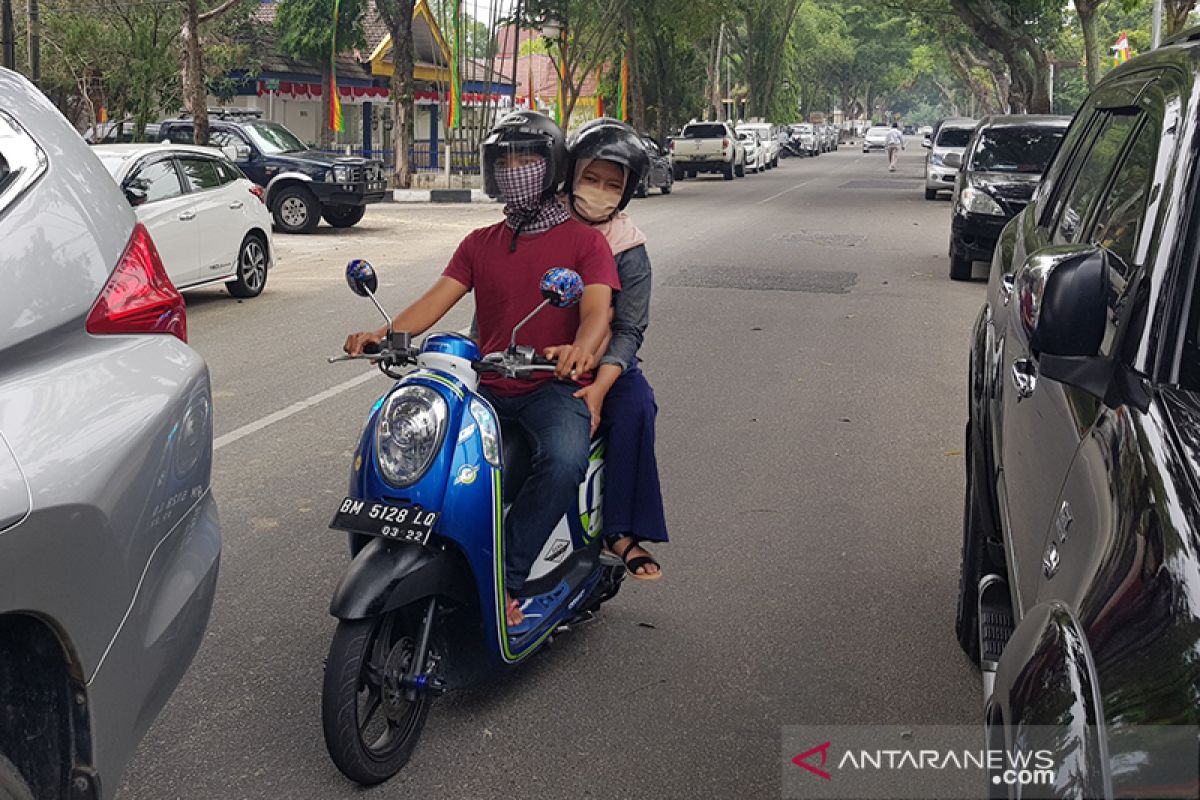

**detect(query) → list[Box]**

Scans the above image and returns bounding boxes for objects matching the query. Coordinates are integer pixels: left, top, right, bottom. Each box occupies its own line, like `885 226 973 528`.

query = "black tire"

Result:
226 233 269 298
687 169 697 179
322 610 435 785
723 162 734 180
323 204 367 228
925 187 938 200
773 156 780 168
735 160 746 178
950 252 973 281
672 164 685 181
272 186 320 234
661 179 672 195
0 753 33 800
955 423 990 666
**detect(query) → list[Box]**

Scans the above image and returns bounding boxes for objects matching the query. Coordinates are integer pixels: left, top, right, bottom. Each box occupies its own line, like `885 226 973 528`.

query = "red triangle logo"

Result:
792 741 833 780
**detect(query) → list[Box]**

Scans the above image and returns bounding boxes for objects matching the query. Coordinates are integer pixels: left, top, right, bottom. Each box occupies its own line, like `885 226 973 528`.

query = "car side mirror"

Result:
1014 245 1118 402
222 144 251 163
921 139 931 149
943 152 962 169
123 185 148 207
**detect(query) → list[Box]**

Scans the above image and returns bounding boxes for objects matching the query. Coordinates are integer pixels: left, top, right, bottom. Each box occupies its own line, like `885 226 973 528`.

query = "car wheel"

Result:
950 252 973 281
773 156 780 168
735 161 745 178
925 187 938 200
661 179 672 195
0 753 34 800
272 186 320 234
322 204 367 228
226 233 269 298
955 422 995 666
723 163 734 180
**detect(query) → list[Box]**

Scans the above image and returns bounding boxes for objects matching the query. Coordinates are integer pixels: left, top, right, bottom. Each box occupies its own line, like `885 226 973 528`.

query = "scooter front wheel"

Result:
321 610 434 784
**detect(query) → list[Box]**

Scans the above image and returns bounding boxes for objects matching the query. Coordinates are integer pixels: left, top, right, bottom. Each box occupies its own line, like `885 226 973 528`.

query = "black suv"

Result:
959 34 1200 793
158 111 387 234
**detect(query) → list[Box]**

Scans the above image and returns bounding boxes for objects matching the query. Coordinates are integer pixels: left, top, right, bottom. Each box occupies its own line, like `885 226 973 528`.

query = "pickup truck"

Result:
669 121 744 180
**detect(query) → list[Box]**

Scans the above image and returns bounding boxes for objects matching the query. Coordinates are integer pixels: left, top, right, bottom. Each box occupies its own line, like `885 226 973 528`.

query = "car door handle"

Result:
228 200 244 210
1000 273 1015 305
178 210 196 221
1010 358 1037 400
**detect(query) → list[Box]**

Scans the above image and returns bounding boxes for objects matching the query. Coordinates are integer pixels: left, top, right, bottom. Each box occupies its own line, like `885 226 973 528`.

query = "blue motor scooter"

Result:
320 259 623 785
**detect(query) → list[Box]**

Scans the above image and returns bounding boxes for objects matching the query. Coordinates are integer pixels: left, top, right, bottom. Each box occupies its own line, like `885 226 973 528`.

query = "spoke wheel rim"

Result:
240 240 266 291
280 197 307 227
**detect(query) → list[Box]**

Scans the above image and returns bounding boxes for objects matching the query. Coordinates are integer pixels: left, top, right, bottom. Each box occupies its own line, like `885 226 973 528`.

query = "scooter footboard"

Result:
329 537 475 620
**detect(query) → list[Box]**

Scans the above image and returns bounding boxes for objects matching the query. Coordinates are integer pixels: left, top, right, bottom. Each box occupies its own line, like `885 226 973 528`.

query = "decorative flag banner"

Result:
594 65 604 117
1112 32 1131 66
447 0 462 129
527 43 535 110
554 44 566 126
617 51 630 122
98 106 108 124
330 0 344 132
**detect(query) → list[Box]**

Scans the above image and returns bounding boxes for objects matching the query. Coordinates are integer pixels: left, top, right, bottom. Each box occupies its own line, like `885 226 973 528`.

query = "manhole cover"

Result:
839 179 920 190
666 267 857 294
776 230 867 247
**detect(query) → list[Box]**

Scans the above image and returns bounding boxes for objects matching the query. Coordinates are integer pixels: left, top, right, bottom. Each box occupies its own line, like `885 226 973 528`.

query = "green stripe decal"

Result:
412 371 464 399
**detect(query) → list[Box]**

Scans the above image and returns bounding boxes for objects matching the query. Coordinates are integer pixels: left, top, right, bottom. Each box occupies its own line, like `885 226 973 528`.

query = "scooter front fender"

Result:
329 537 474 620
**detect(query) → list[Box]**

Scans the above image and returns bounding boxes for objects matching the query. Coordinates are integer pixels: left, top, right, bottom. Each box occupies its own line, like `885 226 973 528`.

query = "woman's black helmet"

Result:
565 117 651 212
480 111 567 200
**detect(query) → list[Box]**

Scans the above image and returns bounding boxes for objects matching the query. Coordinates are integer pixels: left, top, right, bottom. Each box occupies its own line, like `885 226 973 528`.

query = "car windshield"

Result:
683 124 727 139
241 122 308 154
937 127 974 148
867 127 889 137
794 125 813 133
970 127 1065 174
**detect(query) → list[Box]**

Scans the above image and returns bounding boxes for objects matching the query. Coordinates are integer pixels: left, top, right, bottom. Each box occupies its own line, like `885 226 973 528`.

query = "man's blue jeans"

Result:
477 380 591 595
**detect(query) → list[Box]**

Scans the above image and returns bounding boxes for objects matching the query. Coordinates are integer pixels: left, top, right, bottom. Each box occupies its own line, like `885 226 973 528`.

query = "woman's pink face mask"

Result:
573 159 626 222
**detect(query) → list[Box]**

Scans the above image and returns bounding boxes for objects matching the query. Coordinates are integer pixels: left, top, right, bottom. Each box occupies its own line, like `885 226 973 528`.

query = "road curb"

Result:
392 189 494 204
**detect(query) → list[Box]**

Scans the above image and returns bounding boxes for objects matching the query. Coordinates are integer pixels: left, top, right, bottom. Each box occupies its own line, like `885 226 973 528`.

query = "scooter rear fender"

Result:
329 536 475 620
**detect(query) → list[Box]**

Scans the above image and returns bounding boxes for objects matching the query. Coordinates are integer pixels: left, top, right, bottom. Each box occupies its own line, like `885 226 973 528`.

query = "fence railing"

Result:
318 141 480 173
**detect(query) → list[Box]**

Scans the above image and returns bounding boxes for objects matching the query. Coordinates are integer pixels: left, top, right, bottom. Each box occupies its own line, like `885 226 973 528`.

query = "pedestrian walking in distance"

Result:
886 123 904 172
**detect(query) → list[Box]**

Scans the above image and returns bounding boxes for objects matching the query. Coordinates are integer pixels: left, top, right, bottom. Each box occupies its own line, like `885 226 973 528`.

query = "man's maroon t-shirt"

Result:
442 219 620 396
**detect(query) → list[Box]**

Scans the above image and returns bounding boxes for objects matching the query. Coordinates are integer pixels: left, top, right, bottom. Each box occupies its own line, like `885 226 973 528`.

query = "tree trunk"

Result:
181 0 209 144
1075 0 1101 89
624 14 644 130
1167 0 1196 35
384 1 417 188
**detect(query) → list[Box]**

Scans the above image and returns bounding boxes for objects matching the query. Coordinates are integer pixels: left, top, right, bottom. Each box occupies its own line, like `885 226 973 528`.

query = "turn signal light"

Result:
86 223 187 343
249 184 265 204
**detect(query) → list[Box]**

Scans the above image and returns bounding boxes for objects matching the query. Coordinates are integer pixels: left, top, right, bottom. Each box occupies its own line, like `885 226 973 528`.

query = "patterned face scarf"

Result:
495 160 570 248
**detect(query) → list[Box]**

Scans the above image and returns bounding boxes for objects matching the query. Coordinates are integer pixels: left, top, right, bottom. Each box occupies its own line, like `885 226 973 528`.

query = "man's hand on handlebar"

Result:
344 329 385 356
543 345 596 381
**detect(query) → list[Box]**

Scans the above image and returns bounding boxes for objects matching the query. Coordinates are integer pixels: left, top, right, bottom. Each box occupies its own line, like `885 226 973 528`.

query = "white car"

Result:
862 126 891 153
923 118 977 200
93 143 273 297
791 123 819 156
737 122 779 168
737 130 766 172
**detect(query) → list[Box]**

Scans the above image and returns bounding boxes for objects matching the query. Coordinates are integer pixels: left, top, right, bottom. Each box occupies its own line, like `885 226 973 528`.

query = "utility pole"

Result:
1 0 13 69
1152 0 1163 48
26 0 38 85
509 0 521 106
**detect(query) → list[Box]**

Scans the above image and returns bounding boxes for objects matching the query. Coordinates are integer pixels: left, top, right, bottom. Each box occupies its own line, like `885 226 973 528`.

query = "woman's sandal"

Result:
604 535 663 581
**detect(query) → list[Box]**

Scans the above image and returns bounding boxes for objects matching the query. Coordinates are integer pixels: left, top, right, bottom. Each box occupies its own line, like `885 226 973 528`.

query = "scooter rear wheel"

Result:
322 609 435 785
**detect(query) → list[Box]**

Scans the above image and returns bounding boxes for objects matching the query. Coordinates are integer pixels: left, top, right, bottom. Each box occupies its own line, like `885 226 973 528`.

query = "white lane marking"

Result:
214 371 378 451
757 180 812 205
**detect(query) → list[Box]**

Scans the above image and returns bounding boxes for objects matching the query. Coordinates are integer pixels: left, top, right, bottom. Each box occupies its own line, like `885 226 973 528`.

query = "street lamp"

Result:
540 15 564 41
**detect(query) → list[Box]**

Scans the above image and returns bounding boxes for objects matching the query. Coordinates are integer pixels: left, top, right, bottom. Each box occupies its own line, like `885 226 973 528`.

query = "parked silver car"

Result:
0 68 220 799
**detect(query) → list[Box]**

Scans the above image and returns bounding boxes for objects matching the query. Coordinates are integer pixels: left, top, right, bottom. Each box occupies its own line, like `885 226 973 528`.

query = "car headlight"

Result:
330 165 352 183
930 152 945 167
375 385 448 486
469 397 501 467
960 186 1004 216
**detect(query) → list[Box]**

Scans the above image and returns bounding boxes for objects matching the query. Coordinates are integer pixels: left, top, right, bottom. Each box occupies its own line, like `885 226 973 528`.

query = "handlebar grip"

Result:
362 340 382 355
530 354 556 367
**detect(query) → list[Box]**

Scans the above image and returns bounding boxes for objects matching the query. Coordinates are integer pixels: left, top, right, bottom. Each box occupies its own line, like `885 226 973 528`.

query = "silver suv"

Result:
0 69 220 799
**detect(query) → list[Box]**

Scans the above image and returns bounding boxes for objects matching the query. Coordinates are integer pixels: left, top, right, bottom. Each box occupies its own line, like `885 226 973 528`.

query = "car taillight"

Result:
86 223 187 343
722 137 729 149
668 140 675 151
249 184 265 204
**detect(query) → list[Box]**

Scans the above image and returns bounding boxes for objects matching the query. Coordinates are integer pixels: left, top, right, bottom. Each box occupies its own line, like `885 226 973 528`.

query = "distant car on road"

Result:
737 121 780 167
737 130 766 173
923 117 977 200
94 143 274 297
157 110 387 234
634 135 674 196
82 118 161 144
961 46 1200 792
947 115 1069 279
791 122 819 156
0 67 220 800
861 126 890 153
670 120 745 180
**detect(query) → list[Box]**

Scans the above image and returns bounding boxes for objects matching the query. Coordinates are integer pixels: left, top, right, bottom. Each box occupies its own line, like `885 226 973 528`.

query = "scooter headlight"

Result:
375 385 448 487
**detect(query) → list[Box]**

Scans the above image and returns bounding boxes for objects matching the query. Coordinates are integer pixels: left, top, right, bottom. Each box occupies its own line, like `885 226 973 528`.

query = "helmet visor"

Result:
481 137 555 200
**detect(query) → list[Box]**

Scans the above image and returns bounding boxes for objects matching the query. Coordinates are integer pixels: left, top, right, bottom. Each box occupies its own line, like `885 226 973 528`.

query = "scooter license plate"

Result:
328 497 439 546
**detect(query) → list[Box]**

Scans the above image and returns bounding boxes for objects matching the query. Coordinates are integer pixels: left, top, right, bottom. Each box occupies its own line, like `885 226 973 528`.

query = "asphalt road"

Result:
118 140 986 800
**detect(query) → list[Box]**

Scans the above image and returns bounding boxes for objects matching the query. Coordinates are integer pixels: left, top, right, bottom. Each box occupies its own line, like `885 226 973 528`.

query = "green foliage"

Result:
275 0 368 63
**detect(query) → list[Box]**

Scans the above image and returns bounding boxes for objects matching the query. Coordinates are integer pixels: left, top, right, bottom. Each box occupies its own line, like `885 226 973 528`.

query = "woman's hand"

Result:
344 328 384 356
544 345 596 381
573 383 607 436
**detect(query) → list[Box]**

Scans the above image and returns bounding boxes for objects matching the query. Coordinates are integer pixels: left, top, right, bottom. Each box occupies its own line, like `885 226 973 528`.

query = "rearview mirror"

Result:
922 138 931 149
943 152 962 169
222 144 251 163
539 268 584 309
345 259 379 297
